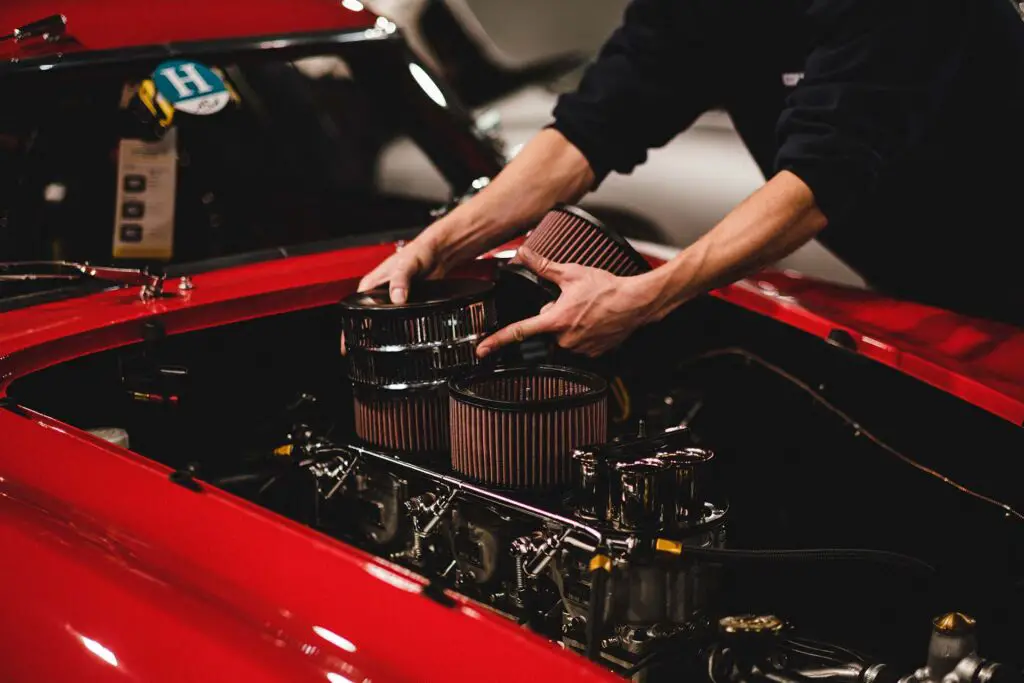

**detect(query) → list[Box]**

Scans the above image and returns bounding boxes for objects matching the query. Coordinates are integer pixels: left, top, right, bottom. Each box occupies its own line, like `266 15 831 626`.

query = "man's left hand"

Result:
477 247 660 359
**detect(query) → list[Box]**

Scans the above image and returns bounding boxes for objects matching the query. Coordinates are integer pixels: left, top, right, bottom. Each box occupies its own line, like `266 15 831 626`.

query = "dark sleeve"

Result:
775 0 966 224
550 0 724 185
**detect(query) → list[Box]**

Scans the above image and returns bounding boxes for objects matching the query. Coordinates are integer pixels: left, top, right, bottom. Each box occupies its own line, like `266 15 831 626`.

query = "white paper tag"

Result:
112 128 178 260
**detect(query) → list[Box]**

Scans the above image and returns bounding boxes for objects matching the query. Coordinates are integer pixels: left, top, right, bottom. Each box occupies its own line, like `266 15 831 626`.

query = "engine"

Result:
13 206 1024 681
294 257 730 676
259 208 1022 680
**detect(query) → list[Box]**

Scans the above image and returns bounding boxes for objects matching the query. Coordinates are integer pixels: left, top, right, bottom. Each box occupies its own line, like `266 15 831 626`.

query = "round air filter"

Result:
449 365 608 489
510 204 651 277
340 278 496 455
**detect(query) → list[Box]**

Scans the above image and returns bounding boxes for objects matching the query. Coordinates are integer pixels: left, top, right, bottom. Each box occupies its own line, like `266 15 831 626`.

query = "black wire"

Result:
680 348 1024 524
680 545 936 576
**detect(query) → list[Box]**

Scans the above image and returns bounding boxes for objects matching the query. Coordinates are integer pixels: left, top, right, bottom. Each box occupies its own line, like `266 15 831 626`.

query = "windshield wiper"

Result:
0 261 169 301
0 14 67 44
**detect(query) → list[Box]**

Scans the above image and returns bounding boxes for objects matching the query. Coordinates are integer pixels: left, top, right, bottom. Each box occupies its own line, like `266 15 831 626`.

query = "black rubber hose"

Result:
679 546 936 576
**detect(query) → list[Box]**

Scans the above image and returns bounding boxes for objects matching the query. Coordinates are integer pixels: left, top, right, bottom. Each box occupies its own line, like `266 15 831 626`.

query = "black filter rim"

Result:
497 262 561 298
449 364 607 412
339 278 494 315
545 204 653 274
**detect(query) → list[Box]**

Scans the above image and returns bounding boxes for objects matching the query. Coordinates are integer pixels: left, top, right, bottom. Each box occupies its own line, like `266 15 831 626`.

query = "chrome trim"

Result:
0 261 167 300
337 444 606 544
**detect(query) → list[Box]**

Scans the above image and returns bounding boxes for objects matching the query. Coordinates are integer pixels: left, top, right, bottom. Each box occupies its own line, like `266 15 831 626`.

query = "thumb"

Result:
516 247 565 285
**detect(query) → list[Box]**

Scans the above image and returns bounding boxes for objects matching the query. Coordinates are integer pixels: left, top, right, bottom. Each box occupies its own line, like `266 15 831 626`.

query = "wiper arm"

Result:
1 14 67 44
0 261 169 301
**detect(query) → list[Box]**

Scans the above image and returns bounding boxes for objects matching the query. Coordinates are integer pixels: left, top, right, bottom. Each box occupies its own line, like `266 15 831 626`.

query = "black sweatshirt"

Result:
551 0 1024 324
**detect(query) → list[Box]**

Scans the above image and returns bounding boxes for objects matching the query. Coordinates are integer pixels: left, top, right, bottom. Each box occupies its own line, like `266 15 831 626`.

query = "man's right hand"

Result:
357 233 444 304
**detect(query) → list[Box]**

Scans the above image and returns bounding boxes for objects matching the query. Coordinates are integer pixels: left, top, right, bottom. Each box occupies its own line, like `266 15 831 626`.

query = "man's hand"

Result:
357 234 445 304
356 129 596 305
477 247 661 358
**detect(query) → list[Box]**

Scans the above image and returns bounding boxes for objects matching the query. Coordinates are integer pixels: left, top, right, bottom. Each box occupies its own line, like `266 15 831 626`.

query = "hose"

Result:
669 545 936 576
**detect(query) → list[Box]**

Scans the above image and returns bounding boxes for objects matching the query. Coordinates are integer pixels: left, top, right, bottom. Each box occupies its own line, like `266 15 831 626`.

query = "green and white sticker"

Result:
152 60 230 115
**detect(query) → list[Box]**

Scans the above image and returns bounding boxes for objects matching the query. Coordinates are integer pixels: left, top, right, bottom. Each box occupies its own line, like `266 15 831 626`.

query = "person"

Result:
360 0 1024 358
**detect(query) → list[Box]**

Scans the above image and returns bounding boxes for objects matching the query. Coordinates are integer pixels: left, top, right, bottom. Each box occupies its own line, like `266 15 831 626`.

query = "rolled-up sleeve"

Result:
776 0 966 224
550 0 725 185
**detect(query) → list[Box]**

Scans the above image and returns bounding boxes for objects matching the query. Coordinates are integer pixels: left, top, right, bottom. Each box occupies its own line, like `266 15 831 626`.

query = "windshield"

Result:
0 33 498 303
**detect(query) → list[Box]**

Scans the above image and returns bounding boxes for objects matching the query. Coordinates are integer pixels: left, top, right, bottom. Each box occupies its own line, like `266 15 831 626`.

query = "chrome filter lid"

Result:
340 279 496 389
340 278 497 455
449 365 608 489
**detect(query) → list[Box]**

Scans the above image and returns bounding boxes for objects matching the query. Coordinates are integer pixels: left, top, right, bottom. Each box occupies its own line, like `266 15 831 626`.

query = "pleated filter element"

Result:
449 366 608 489
510 204 651 277
353 388 450 454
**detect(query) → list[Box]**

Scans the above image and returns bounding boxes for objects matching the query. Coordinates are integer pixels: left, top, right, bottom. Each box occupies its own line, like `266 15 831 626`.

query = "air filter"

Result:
510 204 651 277
449 365 608 489
340 278 496 455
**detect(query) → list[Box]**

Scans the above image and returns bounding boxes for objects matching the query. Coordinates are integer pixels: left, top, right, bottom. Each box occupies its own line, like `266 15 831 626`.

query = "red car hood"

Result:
0 240 1022 681
0 0 377 62
2 240 1023 424
0 406 617 683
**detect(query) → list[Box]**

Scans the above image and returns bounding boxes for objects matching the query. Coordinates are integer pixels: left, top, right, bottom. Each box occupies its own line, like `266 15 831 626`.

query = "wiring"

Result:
682 348 1024 524
610 375 631 423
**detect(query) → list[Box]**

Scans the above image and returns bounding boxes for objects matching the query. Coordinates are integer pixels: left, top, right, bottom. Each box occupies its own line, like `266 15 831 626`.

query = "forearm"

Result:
425 128 595 267
643 171 828 320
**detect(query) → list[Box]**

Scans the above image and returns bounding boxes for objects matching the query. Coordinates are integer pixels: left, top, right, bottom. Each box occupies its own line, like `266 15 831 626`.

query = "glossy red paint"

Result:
2 238 1023 681
0 405 618 683
0 0 377 61
3 241 1024 426
711 271 1024 426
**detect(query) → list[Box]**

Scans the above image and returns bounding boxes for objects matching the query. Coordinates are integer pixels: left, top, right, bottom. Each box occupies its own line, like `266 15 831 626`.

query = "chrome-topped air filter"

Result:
340 279 496 455
449 365 607 489
510 204 651 277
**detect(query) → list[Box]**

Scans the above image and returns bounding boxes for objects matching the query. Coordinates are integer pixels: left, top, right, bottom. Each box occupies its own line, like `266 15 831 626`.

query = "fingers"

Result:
358 260 391 293
389 268 411 305
516 247 565 285
356 256 414 304
477 310 560 357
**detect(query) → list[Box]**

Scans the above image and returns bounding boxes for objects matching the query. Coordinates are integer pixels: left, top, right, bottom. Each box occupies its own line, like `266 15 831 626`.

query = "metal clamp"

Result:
309 452 361 500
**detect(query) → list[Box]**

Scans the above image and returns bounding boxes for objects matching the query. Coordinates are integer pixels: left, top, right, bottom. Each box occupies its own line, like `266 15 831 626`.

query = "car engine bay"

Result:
10 216 1024 681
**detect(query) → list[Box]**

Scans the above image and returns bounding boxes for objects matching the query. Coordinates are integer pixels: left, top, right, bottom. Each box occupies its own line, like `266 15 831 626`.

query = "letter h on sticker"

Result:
159 64 214 98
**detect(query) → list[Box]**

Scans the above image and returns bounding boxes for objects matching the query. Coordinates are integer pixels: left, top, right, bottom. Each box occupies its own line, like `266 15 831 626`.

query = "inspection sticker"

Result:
112 127 178 260
152 60 231 115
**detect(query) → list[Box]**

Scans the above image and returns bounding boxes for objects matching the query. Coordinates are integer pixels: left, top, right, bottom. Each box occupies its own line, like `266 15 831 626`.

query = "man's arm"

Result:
775 0 965 224
642 172 827 319
360 0 716 301
358 129 593 302
479 0 969 357
477 172 826 358
551 0 725 184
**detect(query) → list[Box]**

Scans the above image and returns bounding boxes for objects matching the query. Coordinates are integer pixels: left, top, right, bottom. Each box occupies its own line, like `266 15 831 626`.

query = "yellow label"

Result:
655 538 684 555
